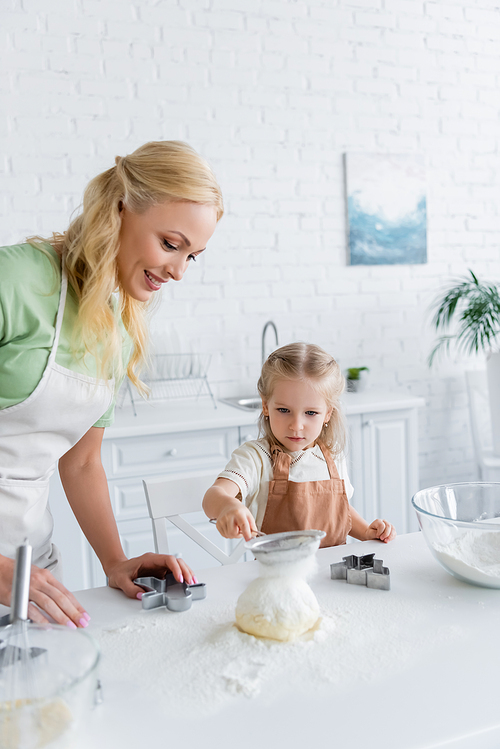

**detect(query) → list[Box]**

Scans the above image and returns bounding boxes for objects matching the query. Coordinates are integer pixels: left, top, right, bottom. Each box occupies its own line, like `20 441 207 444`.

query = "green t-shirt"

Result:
0 242 129 427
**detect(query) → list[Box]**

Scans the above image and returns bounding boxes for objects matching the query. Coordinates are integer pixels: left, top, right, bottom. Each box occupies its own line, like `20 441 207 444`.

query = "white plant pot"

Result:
486 352 500 455
347 373 369 393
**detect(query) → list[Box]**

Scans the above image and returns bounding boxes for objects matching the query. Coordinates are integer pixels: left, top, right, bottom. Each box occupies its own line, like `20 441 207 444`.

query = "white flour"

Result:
434 530 500 587
95 584 456 718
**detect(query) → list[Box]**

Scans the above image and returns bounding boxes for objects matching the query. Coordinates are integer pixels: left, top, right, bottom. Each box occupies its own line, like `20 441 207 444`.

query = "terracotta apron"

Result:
0 260 113 574
261 442 352 548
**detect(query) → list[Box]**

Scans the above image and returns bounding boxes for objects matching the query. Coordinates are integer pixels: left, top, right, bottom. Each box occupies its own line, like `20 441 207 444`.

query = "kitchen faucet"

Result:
261 320 279 365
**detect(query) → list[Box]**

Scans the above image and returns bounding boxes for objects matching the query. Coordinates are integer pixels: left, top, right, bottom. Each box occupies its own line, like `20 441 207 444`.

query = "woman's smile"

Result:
144 269 167 290
117 201 218 302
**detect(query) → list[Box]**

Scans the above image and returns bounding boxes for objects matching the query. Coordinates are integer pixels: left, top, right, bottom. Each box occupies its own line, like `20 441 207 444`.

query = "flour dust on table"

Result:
235 557 320 642
95 582 460 719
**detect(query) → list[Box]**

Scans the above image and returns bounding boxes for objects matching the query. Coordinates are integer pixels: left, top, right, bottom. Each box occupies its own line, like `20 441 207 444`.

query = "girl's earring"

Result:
324 422 329 427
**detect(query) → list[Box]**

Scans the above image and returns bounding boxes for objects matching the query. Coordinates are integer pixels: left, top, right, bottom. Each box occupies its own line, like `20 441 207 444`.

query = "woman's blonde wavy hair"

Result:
257 342 347 457
30 141 223 392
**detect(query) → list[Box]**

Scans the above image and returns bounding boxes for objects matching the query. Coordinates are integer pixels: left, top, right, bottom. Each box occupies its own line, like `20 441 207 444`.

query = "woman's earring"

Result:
324 422 329 427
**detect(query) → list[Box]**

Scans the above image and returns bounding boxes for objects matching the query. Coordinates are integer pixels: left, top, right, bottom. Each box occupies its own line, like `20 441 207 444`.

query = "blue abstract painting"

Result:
345 153 427 266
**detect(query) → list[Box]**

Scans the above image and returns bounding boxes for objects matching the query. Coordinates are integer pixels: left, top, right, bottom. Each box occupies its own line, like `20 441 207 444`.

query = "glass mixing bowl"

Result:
412 482 500 589
0 622 100 748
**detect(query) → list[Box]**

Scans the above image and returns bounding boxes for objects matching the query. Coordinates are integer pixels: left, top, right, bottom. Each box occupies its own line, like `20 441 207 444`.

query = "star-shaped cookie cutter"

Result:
330 553 390 590
133 573 207 612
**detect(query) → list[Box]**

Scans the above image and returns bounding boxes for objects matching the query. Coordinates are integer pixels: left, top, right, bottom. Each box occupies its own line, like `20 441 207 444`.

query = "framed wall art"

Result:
344 153 427 266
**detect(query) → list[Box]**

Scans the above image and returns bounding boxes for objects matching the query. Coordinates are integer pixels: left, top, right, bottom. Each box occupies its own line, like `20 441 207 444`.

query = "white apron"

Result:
0 260 113 571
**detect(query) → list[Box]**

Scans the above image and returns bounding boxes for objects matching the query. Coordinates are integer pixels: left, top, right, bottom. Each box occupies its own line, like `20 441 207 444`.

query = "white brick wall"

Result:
2 0 500 491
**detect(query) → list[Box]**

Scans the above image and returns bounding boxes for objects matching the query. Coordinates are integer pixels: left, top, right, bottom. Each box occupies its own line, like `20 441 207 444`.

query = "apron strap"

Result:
46 255 68 368
270 445 291 494
316 440 341 480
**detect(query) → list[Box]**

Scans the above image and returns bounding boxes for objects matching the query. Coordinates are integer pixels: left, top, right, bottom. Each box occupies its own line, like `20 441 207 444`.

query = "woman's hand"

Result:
215 505 258 542
365 519 396 543
0 554 90 629
105 553 197 600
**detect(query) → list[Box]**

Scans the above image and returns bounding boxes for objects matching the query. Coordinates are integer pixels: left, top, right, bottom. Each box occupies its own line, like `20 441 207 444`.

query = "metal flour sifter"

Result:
244 529 326 565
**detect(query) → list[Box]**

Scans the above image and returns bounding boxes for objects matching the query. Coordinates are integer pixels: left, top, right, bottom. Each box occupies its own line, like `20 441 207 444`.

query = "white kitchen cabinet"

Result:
346 403 422 534
50 392 424 591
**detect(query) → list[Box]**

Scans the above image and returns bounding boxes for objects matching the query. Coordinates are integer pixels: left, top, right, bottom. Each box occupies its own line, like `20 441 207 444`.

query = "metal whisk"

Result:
10 538 31 625
0 539 44 666
0 539 45 748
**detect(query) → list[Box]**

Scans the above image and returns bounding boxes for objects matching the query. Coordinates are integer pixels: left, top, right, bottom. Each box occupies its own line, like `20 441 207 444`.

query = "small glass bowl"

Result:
412 482 500 589
0 622 100 748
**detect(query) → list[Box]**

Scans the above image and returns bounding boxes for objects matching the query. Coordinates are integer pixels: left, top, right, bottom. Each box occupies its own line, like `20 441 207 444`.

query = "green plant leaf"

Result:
346 366 369 379
428 270 500 365
428 336 454 367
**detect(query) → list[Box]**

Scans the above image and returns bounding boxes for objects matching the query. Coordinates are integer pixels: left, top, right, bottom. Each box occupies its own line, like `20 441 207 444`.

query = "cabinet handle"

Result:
363 419 374 428
166 448 178 457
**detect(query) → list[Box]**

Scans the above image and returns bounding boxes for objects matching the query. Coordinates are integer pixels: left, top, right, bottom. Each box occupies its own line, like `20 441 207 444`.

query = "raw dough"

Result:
235 575 320 642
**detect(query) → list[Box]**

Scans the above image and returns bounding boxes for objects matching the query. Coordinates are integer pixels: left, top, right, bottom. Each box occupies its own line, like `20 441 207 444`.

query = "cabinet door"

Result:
239 423 260 444
361 409 419 533
345 414 364 517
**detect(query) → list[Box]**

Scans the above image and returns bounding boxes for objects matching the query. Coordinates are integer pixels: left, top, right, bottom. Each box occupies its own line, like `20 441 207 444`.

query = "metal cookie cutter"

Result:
134 573 207 612
330 553 390 590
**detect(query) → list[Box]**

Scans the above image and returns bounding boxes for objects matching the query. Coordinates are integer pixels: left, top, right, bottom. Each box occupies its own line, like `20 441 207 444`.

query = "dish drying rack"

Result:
117 353 216 414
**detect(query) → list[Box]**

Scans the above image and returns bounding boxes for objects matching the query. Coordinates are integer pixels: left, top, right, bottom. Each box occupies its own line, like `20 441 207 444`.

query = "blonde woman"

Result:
204 343 396 547
0 141 223 628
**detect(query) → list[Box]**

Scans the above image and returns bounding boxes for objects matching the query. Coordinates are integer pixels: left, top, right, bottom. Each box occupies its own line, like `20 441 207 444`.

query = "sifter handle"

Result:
10 539 32 624
209 518 266 537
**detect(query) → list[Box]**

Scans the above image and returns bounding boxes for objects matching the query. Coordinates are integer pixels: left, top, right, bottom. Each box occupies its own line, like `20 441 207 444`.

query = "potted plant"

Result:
428 269 500 453
346 366 370 393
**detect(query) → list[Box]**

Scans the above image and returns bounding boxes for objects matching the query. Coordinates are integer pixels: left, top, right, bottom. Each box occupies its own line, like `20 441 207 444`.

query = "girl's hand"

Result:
215 506 258 542
365 519 396 543
105 553 196 600
0 554 90 629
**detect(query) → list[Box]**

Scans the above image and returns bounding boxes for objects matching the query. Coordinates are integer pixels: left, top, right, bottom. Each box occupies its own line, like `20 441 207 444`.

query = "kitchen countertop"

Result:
108 390 425 438
73 532 499 749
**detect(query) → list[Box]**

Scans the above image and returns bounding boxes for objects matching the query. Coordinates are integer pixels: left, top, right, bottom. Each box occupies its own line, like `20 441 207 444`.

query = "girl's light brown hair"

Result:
257 342 347 456
30 140 223 391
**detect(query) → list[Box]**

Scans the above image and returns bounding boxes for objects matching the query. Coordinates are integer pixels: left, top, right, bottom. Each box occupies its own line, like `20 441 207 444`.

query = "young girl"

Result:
203 343 396 548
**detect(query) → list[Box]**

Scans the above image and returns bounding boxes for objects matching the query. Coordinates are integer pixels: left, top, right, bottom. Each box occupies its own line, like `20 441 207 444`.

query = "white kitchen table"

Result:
71 532 500 749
